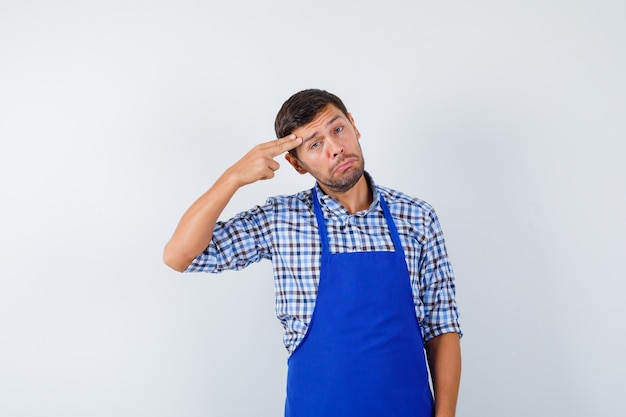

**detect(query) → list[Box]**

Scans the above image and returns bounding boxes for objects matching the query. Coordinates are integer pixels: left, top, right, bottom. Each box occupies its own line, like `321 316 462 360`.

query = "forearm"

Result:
425 332 462 417
163 172 241 272
163 135 302 272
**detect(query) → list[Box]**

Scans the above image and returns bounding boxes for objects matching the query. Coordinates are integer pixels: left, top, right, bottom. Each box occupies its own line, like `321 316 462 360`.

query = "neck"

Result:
319 175 372 214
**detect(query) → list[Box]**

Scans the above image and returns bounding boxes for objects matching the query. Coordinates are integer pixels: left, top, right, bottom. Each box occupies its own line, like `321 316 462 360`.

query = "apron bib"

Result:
285 188 433 417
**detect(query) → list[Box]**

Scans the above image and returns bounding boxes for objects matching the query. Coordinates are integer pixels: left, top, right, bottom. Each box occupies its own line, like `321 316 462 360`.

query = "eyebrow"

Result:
302 115 343 144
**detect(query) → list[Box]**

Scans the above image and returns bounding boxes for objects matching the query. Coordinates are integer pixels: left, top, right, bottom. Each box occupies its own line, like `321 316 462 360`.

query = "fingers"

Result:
267 134 302 156
267 158 280 172
232 135 300 185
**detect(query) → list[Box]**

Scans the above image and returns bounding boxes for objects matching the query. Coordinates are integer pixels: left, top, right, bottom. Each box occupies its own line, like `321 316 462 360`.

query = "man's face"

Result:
286 104 364 194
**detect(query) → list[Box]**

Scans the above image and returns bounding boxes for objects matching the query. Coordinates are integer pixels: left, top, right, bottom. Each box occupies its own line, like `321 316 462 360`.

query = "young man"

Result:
164 89 462 417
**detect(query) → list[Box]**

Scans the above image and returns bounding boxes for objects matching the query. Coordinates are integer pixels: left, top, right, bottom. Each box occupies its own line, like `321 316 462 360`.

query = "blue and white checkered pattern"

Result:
186 174 461 354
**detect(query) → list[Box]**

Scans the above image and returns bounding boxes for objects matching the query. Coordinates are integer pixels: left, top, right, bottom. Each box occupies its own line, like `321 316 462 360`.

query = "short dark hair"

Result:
274 89 350 140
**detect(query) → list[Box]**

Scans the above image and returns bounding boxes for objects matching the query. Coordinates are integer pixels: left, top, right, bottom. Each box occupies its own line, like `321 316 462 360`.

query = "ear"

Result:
348 113 361 140
285 153 308 175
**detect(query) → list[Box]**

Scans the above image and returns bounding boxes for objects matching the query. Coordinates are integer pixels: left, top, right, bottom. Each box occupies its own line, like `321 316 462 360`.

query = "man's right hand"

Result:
163 134 302 272
224 134 302 187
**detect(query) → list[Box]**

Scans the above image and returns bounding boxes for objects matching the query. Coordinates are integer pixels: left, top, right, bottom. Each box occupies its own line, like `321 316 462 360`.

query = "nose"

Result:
326 137 344 158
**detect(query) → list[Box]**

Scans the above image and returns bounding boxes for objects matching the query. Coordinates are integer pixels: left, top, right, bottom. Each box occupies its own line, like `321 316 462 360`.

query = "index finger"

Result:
268 134 302 156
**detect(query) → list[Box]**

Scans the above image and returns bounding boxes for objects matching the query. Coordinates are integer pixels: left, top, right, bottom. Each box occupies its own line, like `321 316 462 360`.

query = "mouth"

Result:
332 158 356 174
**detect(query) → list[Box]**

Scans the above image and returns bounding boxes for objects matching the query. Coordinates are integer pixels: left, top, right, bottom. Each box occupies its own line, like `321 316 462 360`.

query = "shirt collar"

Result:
313 171 380 217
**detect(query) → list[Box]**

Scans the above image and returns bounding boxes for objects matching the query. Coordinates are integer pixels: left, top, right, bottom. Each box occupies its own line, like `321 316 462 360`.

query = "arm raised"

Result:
163 135 302 272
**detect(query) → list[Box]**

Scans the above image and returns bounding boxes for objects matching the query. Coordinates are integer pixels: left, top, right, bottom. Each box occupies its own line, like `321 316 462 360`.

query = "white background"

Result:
1 1 625 416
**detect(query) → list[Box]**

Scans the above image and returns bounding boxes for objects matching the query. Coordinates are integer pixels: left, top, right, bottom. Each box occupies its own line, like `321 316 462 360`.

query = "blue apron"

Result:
285 188 433 417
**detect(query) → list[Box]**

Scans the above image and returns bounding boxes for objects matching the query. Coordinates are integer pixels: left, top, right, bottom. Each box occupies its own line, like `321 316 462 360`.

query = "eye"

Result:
310 140 321 149
334 126 344 134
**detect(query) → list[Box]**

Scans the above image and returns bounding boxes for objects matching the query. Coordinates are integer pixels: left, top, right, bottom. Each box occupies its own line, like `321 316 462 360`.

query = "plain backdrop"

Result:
1 1 625 416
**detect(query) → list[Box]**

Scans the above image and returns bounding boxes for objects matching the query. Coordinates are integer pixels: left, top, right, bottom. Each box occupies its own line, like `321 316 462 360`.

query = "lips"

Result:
332 158 356 174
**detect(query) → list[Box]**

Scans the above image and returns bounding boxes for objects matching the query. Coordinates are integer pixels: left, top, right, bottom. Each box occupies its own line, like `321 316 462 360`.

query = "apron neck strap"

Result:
312 187 330 254
312 186 403 254
379 194 403 252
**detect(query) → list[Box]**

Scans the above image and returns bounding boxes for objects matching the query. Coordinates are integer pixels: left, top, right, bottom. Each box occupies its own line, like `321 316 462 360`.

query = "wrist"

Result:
219 168 246 190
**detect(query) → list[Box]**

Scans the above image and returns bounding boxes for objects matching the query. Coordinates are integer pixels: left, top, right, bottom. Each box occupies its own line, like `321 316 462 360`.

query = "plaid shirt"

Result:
186 174 461 354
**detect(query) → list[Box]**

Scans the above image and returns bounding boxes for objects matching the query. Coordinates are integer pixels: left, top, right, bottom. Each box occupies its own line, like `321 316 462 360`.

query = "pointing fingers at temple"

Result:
225 134 302 187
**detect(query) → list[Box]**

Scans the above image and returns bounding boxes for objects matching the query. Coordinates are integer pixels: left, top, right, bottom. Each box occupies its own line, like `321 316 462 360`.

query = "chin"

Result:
327 168 364 193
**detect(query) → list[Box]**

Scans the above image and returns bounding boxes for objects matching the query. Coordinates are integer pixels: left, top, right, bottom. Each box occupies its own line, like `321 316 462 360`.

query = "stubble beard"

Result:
318 155 365 193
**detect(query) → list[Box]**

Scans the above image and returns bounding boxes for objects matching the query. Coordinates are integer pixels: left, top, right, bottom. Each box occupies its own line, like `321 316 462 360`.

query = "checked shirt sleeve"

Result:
185 203 273 273
418 208 462 341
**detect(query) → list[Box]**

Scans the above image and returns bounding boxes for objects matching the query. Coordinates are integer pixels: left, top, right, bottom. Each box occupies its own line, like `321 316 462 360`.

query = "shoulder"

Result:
263 188 315 216
376 185 437 219
375 185 443 244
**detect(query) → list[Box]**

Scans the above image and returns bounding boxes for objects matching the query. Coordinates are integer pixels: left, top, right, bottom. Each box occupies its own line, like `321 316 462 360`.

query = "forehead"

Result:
294 104 346 134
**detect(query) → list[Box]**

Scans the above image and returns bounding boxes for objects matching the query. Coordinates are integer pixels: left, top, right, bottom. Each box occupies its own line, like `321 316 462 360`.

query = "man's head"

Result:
275 89 350 156
277 89 365 195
